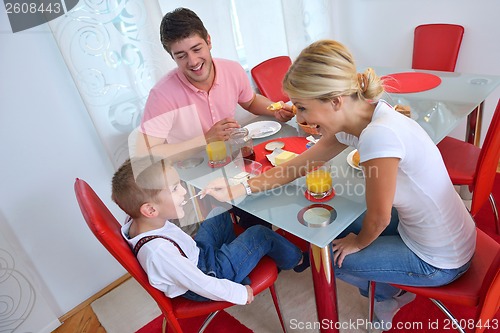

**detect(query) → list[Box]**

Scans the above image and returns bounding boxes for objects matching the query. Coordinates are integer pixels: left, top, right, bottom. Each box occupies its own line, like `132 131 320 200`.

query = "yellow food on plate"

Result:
352 150 360 167
275 151 298 165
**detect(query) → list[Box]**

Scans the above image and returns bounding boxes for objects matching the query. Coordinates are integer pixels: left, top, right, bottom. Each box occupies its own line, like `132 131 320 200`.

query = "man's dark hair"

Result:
160 7 209 55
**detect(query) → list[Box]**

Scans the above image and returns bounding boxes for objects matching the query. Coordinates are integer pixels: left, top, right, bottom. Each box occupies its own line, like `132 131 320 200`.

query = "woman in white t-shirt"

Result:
204 40 476 328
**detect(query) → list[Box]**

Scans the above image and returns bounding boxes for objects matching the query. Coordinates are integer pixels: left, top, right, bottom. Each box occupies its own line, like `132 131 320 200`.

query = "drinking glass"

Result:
206 141 228 167
305 161 332 199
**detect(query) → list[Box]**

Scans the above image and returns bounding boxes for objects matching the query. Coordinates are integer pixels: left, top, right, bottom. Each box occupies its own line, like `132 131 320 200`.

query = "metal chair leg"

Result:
489 193 499 234
429 299 467 333
198 311 220 333
269 284 287 333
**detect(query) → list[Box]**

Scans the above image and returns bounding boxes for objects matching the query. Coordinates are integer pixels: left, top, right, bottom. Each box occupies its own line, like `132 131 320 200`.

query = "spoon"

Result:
181 192 204 206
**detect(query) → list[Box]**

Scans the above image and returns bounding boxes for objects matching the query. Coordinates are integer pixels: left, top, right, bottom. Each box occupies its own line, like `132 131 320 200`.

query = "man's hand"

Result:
272 102 296 122
245 285 254 304
205 118 240 142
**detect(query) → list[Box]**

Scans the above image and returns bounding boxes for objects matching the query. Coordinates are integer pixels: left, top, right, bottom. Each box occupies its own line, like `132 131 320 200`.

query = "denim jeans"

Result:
334 208 472 301
183 207 302 302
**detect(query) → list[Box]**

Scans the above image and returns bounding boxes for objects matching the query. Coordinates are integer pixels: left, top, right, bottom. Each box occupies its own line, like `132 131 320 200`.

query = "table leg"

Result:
310 243 339 333
466 101 483 146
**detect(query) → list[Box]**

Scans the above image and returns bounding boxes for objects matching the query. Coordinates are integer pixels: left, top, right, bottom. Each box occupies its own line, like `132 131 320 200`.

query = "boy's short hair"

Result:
111 157 173 218
160 7 209 55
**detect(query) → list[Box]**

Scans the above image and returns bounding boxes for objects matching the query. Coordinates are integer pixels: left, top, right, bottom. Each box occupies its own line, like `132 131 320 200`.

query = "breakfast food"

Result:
352 150 360 167
267 102 283 111
267 102 297 115
274 150 298 165
298 121 320 135
395 104 411 118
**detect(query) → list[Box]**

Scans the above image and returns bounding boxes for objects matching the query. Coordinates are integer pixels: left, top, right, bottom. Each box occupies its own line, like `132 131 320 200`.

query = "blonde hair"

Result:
283 40 384 101
111 157 173 218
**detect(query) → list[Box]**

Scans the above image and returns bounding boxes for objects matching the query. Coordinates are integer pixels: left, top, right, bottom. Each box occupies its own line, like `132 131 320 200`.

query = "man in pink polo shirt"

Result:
137 7 295 159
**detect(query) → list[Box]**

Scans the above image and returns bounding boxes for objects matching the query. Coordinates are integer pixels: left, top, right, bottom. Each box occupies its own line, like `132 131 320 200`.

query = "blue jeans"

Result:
334 208 471 301
183 207 302 302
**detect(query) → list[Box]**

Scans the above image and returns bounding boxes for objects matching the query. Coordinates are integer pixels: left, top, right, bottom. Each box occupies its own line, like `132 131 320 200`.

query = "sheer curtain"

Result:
49 0 334 167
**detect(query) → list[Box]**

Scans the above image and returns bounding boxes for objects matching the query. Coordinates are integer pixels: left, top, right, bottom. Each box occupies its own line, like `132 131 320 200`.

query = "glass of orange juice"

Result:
305 161 332 199
206 141 228 167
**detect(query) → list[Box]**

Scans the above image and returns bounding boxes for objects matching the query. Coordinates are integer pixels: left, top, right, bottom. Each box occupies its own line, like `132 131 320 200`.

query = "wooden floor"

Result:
52 305 105 333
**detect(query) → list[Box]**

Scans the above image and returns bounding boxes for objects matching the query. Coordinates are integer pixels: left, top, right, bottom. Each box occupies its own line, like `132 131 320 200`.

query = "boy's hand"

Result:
245 285 254 304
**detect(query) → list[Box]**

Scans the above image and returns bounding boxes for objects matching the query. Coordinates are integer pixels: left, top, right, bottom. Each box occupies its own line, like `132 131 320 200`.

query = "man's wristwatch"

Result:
241 179 252 196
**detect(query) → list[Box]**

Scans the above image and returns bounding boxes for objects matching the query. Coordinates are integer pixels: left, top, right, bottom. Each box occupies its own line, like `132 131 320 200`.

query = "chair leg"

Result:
429 299 467 333
489 194 499 234
198 311 220 333
269 284 287 333
368 281 376 333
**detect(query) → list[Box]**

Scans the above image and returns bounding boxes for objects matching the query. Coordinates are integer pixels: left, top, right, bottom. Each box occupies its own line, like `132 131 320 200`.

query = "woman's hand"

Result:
331 233 362 268
202 178 246 202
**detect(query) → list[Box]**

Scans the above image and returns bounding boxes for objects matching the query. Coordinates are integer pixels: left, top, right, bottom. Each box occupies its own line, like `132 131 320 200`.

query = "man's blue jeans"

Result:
184 207 302 301
334 208 471 301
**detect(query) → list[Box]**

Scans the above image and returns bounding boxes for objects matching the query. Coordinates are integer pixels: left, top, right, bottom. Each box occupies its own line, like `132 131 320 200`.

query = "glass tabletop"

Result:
371 66 500 143
178 68 500 248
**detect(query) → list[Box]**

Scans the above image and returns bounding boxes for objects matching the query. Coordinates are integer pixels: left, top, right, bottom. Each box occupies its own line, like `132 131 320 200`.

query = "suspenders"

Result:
133 235 187 257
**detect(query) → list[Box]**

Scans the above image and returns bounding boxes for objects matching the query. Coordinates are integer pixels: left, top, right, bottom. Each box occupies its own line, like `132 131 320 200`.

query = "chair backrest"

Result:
470 100 500 216
251 56 292 103
412 24 464 72
73 179 175 317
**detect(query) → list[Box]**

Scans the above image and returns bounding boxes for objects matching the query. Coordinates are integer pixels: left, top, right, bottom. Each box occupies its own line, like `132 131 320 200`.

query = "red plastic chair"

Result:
251 56 292 103
412 24 464 72
74 178 286 333
369 228 500 333
437 99 500 234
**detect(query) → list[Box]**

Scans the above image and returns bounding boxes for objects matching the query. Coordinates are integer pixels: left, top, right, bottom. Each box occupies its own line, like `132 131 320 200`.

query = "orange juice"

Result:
206 141 227 166
306 168 332 195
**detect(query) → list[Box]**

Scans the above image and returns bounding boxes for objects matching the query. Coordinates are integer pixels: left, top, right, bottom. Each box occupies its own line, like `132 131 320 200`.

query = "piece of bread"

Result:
395 104 411 118
267 102 283 111
267 102 297 115
352 150 360 167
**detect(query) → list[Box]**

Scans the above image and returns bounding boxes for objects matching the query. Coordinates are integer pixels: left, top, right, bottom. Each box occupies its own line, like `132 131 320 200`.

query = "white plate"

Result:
244 121 281 139
347 149 362 171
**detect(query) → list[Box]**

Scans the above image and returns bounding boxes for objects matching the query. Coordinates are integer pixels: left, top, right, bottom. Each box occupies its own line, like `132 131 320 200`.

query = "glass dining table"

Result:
177 67 500 333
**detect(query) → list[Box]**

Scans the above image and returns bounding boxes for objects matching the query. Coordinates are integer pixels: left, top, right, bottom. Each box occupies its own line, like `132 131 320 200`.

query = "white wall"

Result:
333 0 500 143
0 1 499 329
0 8 126 319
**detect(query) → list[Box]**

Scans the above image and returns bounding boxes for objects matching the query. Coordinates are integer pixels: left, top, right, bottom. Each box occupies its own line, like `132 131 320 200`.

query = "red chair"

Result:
368 228 500 333
412 23 482 145
74 178 286 333
437 99 500 234
251 56 292 103
412 23 464 72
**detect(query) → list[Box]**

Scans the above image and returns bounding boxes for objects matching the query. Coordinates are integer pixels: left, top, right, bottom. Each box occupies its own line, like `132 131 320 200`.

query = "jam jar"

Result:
228 128 255 161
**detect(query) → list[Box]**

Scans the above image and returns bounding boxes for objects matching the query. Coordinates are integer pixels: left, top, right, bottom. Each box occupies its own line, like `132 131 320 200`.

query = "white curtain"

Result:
49 0 334 168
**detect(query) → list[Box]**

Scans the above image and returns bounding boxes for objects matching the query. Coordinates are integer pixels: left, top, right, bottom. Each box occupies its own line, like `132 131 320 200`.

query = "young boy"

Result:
112 157 308 305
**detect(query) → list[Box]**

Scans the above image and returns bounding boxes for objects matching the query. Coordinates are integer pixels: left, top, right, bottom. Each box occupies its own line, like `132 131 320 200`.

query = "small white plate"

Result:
347 149 362 171
265 141 285 151
244 121 281 139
